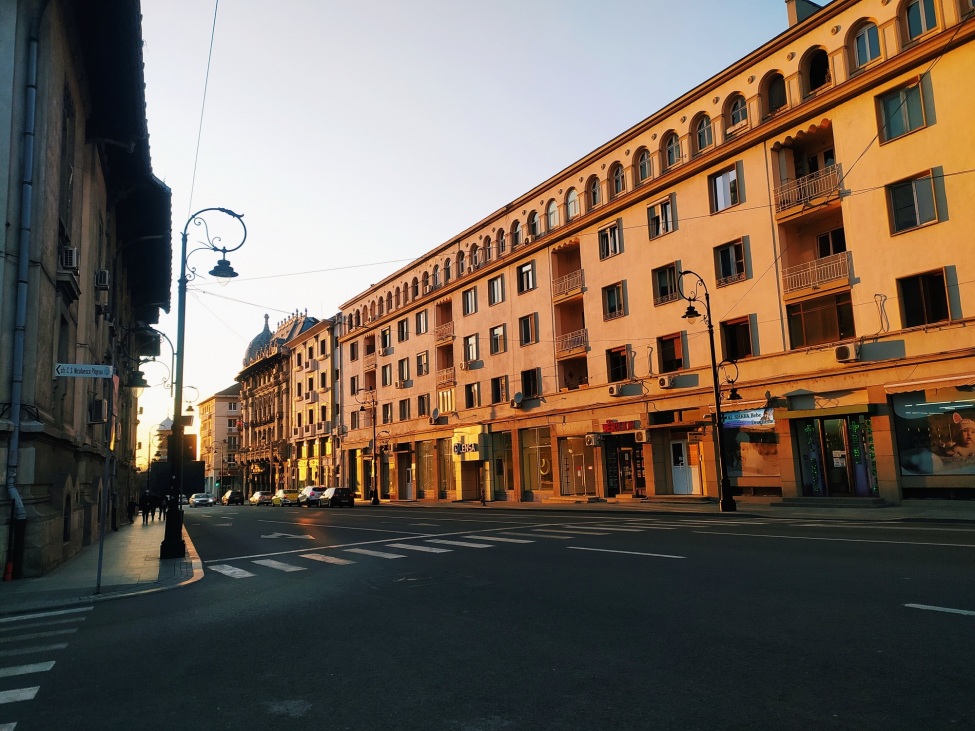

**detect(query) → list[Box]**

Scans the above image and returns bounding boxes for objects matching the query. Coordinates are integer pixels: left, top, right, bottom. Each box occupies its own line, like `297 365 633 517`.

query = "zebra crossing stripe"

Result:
345 548 407 559
426 539 494 549
0 644 68 658
0 629 76 644
253 559 306 573
300 553 355 565
208 564 255 579
462 536 533 543
1 721 17 730
534 529 610 536
501 532 573 540
577 526 645 532
0 686 39 704
607 524 677 531
0 606 92 624
386 543 452 553
0 661 55 679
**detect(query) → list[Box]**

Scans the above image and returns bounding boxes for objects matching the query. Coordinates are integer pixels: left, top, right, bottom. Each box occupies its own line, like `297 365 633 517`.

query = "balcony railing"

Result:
435 321 454 342
364 352 377 370
782 251 851 294
556 328 588 353
552 269 584 298
436 366 456 387
774 164 841 213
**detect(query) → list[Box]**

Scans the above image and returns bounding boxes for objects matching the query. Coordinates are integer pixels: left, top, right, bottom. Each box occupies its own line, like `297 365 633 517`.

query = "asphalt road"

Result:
5 505 974 730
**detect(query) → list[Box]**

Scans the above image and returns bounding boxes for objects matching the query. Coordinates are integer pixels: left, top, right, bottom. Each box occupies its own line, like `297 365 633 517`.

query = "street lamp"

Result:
355 389 381 505
161 207 247 559
677 269 737 513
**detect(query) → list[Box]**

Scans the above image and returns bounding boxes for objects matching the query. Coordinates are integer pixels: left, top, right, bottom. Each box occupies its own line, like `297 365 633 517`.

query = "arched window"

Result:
483 238 492 262
611 164 625 197
421 272 429 293
728 94 748 128
432 265 440 288
904 0 937 41
765 73 787 116
565 189 579 220
402 282 409 304
587 176 601 209
369 301 376 320
470 244 480 267
528 212 540 237
852 22 881 68
665 133 681 168
377 297 384 316
456 250 465 277
386 292 392 312
347 314 354 331
696 115 713 153
497 229 506 255
546 200 559 230
636 150 651 182
412 277 420 299
511 221 521 248
355 310 362 328
803 48 830 95
443 259 452 283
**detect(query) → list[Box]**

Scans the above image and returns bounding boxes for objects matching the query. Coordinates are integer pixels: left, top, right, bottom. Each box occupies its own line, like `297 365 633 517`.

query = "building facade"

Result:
0 1 172 577
336 0 975 508
198 384 241 496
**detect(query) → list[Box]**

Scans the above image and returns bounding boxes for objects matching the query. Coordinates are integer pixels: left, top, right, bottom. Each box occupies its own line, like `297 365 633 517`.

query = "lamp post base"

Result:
160 538 186 559
371 489 380 506
719 478 737 512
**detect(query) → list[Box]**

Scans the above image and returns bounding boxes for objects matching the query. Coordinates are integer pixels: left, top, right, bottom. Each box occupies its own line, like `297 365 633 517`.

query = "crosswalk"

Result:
0 606 92 729
204 518 786 580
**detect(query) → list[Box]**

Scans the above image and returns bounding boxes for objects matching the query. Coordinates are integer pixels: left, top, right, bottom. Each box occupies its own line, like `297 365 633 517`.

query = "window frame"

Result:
397 318 409 342
888 173 937 233
714 239 746 286
709 165 741 213
520 368 541 399
415 310 428 335
696 116 713 153
488 275 505 306
611 163 626 197
897 268 950 328
462 287 477 316
490 324 507 355
490 375 508 404
905 0 937 42
463 334 478 363
602 282 626 320
518 314 537 346
417 393 430 417
665 133 681 168
607 346 629 382
464 382 481 409
658 333 685 373
787 291 856 349
878 82 925 143
853 23 881 69
648 195 676 239
637 149 652 182
598 221 623 260
398 398 411 421
652 263 680 306
416 350 429 377
516 261 536 294
720 317 754 361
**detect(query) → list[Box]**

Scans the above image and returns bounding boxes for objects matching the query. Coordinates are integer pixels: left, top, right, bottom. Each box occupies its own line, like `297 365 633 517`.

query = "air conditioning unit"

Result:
459 361 472 371
380 347 391 356
634 429 649 443
60 247 79 271
658 375 676 389
509 398 522 409
88 398 108 424
94 269 110 290
394 380 405 389
523 235 533 245
834 344 858 363
584 434 602 447
608 384 624 397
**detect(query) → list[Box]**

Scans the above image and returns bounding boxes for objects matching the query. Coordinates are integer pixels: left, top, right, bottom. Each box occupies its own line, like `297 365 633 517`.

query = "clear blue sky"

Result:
137 0 795 455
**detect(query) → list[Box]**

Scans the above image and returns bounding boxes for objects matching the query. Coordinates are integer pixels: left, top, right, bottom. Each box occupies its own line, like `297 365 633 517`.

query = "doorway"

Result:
671 440 702 495
796 415 877 497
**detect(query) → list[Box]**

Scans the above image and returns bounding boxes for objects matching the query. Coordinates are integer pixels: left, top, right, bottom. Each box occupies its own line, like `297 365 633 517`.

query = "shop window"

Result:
898 269 949 327
893 391 975 476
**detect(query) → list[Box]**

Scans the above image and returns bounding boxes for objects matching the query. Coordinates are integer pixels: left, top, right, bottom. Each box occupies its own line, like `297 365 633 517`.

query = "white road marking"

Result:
567 547 686 559
0 618 85 634
386 543 452 553
426 539 495 549
611 525 677 531
0 721 16 730
253 559 306 572
0 630 76 645
904 603 975 616
575 526 645 532
0 686 39 704
0 644 67 658
299 553 355 565
260 532 315 540
0 662 55 679
533 529 610 536
462 535 533 543
208 564 255 579
693 531 975 548
345 548 407 559
501 532 573 540
0 607 92 624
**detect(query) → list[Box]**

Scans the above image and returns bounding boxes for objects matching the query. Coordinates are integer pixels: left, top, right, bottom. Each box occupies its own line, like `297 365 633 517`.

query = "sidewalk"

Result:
0 517 202 617
1 498 972 617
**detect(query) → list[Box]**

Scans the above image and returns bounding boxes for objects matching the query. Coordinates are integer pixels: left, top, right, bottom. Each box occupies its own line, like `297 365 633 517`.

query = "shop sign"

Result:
721 408 774 428
601 419 641 433
453 442 479 455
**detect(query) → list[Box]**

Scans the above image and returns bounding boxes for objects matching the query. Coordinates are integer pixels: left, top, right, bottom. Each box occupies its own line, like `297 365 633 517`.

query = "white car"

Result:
298 486 327 507
188 493 215 507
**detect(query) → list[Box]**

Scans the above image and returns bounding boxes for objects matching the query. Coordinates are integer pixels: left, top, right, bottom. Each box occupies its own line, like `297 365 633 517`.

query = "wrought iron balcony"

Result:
556 328 588 354
435 321 454 342
782 251 851 294
552 269 584 299
774 164 841 213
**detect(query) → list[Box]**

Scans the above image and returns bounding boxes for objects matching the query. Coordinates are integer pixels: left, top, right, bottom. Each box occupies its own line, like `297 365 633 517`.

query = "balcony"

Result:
437 366 456 387
782 251 851 295
552 269 584 300
364 352 377 370
556 328 588 356
774 164 841 213
435 321 454 342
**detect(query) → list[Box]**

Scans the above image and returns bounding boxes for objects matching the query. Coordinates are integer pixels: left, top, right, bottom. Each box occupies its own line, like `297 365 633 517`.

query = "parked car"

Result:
320 486 354 508
298 486 327 507
272 488 300 506
221 490 244 505
188 493 215 507
249 490 273 506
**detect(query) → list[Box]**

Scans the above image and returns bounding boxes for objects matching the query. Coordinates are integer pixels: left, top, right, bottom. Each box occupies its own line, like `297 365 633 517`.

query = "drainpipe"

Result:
5 2 52 581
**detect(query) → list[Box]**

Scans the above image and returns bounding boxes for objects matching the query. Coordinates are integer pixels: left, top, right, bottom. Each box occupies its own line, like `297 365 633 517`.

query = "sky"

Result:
136 0 794 460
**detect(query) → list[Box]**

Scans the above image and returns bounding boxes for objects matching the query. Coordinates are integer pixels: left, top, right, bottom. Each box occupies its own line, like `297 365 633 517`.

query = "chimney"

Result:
785 0 822 27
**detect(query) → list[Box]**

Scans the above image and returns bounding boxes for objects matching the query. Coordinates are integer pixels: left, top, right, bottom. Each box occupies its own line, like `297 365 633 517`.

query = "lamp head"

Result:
209 258 238 278
728 387 742 401
682 303 702 324
128 370 150 397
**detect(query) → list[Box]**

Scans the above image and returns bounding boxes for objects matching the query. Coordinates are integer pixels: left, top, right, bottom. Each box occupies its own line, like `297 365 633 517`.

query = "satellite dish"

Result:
512 392 523 405
430 408 440 421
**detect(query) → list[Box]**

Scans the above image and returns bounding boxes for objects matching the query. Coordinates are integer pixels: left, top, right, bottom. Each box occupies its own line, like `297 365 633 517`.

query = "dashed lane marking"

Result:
208 564 255 579
252 559 306 572
576 526 646 532
299 553 355 565
0 644 68 658
904 603 975 617
501 532 573 540
532 529 610 536
386 543 452 553
0 686 39 704
0 662 55 680
426 539 495 549
567 547 686 560
0 630 76 645
462 536 533 543
345 548 407 559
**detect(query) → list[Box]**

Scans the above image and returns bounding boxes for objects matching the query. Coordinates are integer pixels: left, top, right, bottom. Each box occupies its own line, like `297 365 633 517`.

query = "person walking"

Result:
139 491 151 525
127 497 137 524
159 494 168 521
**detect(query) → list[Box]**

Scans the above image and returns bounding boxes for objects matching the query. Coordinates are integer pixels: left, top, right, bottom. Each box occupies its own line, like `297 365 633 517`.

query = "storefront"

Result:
452 426 488 501
789 407 878 498
519 426 554 500
597 419 647 498
721 406 781 497
557 436 598 497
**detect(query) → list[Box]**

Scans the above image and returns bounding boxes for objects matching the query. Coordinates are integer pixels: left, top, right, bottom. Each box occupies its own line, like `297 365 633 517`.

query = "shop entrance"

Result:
602 434 646 497
796 414 877 497
671 440 702 495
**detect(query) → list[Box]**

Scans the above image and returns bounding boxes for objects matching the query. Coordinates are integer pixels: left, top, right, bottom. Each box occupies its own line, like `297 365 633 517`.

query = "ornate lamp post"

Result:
161 207 247 559
355 389 381 505
677 269 737 513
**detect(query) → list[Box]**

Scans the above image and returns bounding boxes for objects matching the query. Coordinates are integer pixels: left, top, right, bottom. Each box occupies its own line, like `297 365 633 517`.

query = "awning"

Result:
776 404 871 419
884 374 975 395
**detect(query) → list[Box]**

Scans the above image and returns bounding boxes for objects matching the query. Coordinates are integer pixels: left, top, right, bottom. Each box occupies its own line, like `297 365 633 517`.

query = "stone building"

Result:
197 384 242 496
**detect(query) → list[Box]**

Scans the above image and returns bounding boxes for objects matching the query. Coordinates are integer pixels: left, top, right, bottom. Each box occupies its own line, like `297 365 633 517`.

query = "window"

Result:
488 275 505 305
463 334 478 363
320 372 328 389
528 212 541 237
415 310 428 334
715 240 746 286
696 116 713 152
611 164 626 197
511 221 522 248
497 229 506 256
518 314 537 345
462 287 477 316
350 410 360 430
853 23 881 68
416 351 429 376
766 73 787 115
444 259 452 284
491 376 508 404
464 382 480 409
438 389 455 415
652 263 679 305
889 174 937 232
350 375 359 395
598 221 623 259
399 399 411 421
418 393 430 417
879 84 924 142
607 347 629 382
397 318 409 342
817 228 847 257
587 177 601 209
397 358 410 382
227 418 236 429
565 189 579 220
729 94 748 128
380 327 392 351
905 0 936 41
648 196 676 238
349 342 359 361
546 200 559 230
521 368 541 398
382 403 393 425
665 133 681 168
709 166 741 213
721 317 753 360
637 149 651 182
456 251 465 278
787 292 855 348
517 262 536 293
490 324 507 354
898 270 949 327
603 283 625 320
381 364 393 387
296 352 303 368
658 333 684 373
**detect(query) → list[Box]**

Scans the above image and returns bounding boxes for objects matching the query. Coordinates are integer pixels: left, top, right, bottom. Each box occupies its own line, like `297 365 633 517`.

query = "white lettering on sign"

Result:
453 443 478 454
54 363 114 379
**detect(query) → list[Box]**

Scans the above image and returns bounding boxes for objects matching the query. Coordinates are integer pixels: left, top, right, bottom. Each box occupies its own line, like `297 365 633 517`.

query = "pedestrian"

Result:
139 491 151 525
127 498 137 524
148 492 157 521
159 494 167 521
